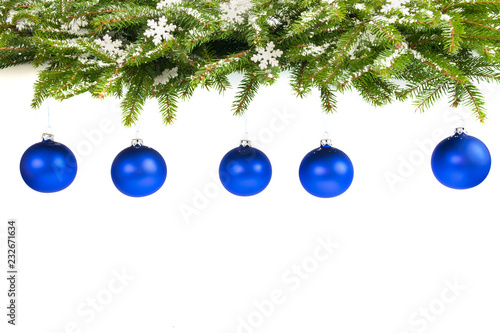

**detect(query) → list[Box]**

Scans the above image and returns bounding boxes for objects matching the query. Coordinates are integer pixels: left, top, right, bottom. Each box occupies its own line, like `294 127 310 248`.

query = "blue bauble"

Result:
20 137 78 193
219 144 272 196
299 142 354 198
431 130 491 189
111 144 167 197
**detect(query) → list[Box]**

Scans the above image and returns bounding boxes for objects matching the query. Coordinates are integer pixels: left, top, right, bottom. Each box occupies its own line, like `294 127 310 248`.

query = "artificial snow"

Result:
220 0 252 24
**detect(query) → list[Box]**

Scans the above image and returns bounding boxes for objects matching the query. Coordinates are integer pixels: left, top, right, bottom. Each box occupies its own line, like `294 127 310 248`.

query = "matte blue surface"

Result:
299 145 354 198
431 132 491 189
219 145 272 196
111 145 167 197
20 139 78 193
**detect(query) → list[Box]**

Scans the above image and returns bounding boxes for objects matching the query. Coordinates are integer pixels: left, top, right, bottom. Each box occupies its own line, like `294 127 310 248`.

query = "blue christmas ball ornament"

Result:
431 128 491 189
219 140 272 196
299 139 354 198
20 133 78 193
111 139 167 197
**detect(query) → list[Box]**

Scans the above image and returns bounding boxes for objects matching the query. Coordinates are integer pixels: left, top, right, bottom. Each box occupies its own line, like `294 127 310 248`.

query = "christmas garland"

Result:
1 0 500 125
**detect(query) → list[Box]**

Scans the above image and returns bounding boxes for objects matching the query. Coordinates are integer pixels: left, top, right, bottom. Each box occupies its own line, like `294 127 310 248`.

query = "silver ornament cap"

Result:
240 132 251 147
132 138 143 147
240 139 252 147
320 138 332 147
42 133 54 141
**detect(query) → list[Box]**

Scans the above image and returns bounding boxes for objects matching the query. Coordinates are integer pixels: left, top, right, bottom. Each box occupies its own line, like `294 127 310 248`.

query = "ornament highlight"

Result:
219 139 272 196
299 138 354 198
20 133 78 193
431 127 491 189
111 138 167 197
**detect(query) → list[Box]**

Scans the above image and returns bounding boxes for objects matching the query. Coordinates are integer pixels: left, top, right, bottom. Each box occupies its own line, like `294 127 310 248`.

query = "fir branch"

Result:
442 1 500 14
461 83 487 122
121 88 145 126
96 65 122 99
463 20 500 32
399 76 442 99
414 81 450 112
209 75 231 94
77 38 119 64
1 0 500 125
179 81 194 100
232 72 260 116
290 61 311 97
0 46 30 51
129 41 173 65
368 20 401 44
411 52 465 84
441 16 464 53
318 85 337 113
157 91 178 125
338 68 372 91
120 67 152 126
172 39 197 67
310 22 367 81
462 34 500 41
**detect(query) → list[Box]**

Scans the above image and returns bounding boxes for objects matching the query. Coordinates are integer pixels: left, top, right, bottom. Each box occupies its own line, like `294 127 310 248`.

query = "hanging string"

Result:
459 114 466 129
322 112 330 139
134 106 141 139
46 100 53 134
47 103 50 128
457 114 467 134
243 111 249 140
244 111 248 133
135 122 141 139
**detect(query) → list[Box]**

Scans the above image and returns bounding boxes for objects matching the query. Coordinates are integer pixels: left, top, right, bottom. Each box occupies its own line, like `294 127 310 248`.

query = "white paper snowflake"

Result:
95 34 126 58
144 17 176 45
220 0 252 24
251 42 283 69
157 0 180 9
154 67 179 85
381 0 410 14
61 17 88 35
375 42 408 68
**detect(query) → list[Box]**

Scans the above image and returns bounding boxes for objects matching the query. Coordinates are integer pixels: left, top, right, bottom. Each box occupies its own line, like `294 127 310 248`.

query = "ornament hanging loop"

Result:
240 129 251 146
320 131 331 147
455 112 467 134
321 111 332 147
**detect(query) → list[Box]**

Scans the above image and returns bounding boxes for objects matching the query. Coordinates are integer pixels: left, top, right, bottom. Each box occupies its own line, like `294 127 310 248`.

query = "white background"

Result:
0 64 499 333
